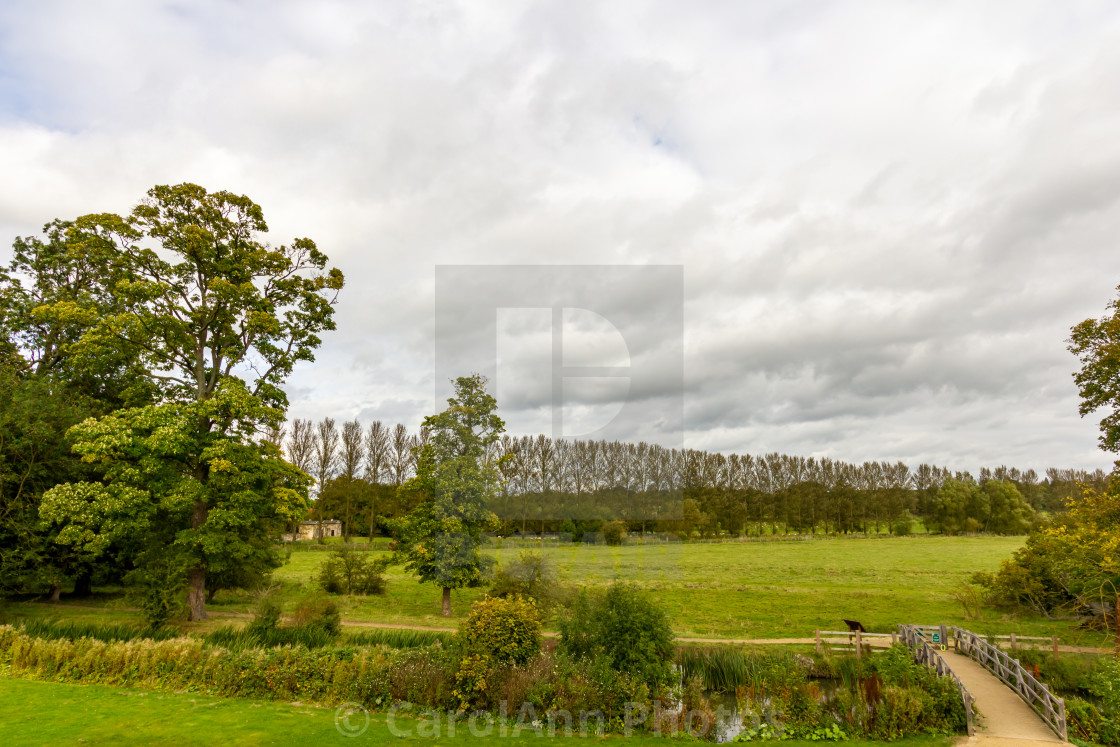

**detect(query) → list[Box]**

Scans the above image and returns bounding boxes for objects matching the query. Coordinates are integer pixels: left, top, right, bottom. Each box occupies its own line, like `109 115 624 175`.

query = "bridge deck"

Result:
938 649 1063 743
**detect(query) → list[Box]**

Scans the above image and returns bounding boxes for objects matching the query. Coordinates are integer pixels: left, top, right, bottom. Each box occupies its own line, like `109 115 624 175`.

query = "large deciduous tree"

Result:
391 374 504 616
1070 286 1120 452
1 218 154 599
41 384 310 614
38 183 342 620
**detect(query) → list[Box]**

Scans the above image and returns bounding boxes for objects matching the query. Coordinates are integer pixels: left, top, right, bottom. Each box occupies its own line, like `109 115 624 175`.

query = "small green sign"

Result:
931 632 941 644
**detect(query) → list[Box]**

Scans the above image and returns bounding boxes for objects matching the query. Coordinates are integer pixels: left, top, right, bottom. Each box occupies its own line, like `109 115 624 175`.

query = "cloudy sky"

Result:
2 0 1119 474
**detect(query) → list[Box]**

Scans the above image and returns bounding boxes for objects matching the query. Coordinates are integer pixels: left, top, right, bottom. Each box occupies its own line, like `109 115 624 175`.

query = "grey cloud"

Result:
0 0 1117 473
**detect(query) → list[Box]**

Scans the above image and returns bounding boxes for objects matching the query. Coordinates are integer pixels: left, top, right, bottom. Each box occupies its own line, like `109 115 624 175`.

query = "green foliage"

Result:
930 479 1033 535
1070 285 1120 452
343 628 452 649
734 722 848 742
0 370 104 596
247 594 283 636
129 554 188 628
891 510 914 536
204 594 342 650
949 581 983 619
0 625 387 706
391 374 504 613
291 596 342 638
978 475 1120 622
14 618 179 644
204 623 336 650
22 183 343 620
488 551 563 616
677 647 808 692
317 546 387 595
457 595 541 666
559 583 675 691
452 595 541 709
40 383 308 621
601 520 627 546
1088 656 1120 712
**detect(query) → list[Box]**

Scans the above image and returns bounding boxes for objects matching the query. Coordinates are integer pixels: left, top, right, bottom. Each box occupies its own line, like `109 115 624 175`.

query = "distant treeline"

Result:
273 418 1107 540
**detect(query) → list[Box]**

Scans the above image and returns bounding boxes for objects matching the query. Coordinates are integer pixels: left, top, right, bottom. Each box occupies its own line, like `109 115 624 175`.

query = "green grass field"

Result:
256 534 1082 639
0 676 955 747
7 534 1103 645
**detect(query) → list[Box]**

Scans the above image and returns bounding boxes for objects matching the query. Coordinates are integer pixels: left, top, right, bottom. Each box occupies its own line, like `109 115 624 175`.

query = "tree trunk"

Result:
188 496 209 621
441 586 452 616
187 566 208 621
48 584 61 602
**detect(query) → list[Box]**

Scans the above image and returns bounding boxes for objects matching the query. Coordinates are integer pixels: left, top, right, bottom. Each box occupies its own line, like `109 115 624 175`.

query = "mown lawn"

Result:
0 676 956 747
10 533 1100 645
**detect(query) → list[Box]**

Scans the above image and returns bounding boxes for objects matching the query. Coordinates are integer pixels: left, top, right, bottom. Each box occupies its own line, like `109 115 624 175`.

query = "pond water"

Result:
703 679 846 743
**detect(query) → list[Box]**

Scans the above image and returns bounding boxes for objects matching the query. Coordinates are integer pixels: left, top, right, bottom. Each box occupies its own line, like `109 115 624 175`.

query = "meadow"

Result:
11 533 1098 645
266 534 1062 638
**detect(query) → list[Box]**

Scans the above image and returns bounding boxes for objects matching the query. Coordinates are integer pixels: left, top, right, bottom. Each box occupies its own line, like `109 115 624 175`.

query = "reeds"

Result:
343 628 451 649
15 618 180 644
676 647 809 692
204 624 335 650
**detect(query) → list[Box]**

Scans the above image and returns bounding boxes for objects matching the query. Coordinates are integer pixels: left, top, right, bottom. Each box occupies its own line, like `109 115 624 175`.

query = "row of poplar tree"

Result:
282 416 1104 540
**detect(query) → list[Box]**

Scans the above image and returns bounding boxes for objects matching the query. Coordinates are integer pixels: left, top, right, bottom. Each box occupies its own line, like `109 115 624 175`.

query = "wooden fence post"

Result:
1052 636 1059 659
856 628 862 661
1010 632 1016 648
815 629 821 655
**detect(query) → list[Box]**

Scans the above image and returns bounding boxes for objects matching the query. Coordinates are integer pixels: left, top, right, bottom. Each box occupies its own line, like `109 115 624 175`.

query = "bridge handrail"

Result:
950 626 1067 742
897 624 976 736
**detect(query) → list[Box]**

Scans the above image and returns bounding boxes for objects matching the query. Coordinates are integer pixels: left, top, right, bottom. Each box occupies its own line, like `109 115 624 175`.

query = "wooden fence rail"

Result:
898 624 976 736
950 626 1067 741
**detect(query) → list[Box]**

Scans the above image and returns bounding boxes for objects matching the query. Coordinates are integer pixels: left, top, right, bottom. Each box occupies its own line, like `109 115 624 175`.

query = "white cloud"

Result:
1 0 1119 473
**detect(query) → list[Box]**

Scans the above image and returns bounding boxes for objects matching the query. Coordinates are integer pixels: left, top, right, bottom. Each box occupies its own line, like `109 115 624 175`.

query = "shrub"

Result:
246 593 282 637
891 510 914 536
559 584 674 692
317 546 387 596
388 646 454 707
453 595 541 708
601 520 627 546
318 557 345 594
457 595 540 666
292 596 342 638
489 552 564 616
129 556 187 629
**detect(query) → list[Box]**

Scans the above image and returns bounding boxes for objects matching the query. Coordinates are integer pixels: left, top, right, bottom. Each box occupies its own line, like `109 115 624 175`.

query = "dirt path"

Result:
939 649 1063 743
21 603 1113 652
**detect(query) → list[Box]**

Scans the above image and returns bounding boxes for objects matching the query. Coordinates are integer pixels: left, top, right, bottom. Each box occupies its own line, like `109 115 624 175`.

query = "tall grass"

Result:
0 625 394 706
677 647 810 692
204 624 335 650
343 628 451 649
15 618 180 644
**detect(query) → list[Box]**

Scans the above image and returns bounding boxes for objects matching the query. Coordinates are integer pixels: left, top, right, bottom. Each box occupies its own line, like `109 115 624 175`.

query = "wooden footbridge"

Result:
898 624 1068 743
